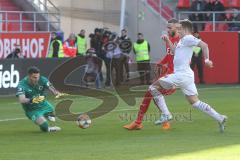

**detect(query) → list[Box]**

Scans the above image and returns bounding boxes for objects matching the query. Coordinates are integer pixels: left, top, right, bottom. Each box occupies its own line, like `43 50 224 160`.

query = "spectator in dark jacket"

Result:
118 29 131 82
190 0 206 12
6 48 23 59
204 0 214 11
204 0 214 22
213 0 225 21
189 0 206 31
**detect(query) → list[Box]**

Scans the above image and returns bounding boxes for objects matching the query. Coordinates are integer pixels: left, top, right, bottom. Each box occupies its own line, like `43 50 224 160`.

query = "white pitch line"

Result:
0 108 138 123
0 117 27 122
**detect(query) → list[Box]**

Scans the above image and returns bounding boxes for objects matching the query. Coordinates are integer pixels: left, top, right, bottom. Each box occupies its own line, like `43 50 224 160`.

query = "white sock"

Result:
192 101 223 122
149 86 170 115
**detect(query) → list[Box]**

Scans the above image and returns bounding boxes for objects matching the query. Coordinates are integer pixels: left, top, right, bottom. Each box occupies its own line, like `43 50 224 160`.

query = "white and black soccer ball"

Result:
76 114 92 129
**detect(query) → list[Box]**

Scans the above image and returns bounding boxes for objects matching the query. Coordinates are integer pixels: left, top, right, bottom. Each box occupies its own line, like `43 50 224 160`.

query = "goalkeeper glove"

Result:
55 93 69 99
30 96 45 104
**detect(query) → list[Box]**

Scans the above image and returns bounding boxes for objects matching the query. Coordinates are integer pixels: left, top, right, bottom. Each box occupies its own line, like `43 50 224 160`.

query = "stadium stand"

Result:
0 0 60 32
0 0 34 31
146 0 174 20
229 0 240 8
176 0 240 32
177 0 191 9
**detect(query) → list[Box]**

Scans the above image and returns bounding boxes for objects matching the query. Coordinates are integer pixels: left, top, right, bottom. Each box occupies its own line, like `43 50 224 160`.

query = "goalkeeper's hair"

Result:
28 66 40 75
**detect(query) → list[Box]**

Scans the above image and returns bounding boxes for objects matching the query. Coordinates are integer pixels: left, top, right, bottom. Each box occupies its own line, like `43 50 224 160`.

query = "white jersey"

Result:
174 35 201 75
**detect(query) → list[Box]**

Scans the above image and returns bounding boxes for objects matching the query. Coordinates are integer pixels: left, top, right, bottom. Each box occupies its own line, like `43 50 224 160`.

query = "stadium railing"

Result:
177 11 240 32
0 11 60 32
29 0 60 31
144 0 174 20
0 0 60 32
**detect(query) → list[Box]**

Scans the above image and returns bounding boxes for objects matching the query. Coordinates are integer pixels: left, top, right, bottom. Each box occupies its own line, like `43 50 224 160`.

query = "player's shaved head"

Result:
167 19 179 37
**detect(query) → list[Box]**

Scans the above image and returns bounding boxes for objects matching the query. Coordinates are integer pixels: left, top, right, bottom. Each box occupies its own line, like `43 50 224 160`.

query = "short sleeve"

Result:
16 85 25 97
182 35 201 47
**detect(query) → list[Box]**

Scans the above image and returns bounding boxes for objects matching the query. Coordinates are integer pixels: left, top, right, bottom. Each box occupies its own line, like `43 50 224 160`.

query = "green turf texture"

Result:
0 85 239 160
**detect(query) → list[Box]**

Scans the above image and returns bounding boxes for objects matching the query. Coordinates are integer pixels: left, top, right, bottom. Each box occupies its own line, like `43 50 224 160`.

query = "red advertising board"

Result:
0 32 51 58
199 32 239 84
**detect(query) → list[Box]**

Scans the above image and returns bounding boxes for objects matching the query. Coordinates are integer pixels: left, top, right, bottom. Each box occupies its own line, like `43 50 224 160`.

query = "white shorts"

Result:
158 73 198 96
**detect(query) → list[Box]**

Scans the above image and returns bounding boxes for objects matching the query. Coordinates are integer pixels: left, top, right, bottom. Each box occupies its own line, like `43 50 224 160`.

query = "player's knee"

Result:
35 116 47 125
186 95 199 105
192 100 200 108
159 80 174 90
148 85 157 92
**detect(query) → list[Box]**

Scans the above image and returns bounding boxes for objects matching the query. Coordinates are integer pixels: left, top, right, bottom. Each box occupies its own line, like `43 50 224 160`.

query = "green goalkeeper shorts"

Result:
25 101 54 122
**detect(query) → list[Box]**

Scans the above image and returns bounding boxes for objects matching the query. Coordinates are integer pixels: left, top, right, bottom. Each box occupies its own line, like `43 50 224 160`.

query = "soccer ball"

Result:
76 114 92 129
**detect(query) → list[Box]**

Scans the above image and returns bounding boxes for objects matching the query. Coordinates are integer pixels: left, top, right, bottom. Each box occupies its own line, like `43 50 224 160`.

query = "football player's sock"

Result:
149 85 170 115
192 101 224 122
39 121 49 132
135 91 152 124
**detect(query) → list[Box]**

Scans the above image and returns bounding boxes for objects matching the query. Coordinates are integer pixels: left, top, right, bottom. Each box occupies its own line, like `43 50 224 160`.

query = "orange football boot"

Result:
162 122 171 130
123 122 143 130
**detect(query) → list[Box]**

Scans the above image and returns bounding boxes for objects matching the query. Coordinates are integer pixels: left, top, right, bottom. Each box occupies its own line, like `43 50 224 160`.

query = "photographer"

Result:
104 36 122 86
6 46 24 59
102 29 114 86
84 48 102 89
90 28 104 58
118 29 132 82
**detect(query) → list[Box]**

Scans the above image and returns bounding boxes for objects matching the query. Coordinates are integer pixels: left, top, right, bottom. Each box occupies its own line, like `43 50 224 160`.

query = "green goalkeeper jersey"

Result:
16 76 51 112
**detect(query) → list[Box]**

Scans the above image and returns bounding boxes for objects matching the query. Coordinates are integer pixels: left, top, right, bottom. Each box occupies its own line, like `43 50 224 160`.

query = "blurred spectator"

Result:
229 9 240 31
190 0 206 12
48 32 64 58
6 47 23 59
212 0 225 12
77 29 87 56
204 0 214 22
189 13 204 31
133 33 151 85
84 48 102 89
104 38 122 86
190 31 204 84
118 29 131 82
90 28 103 58
189 0 206 31
204 0 214 11
212 0 225 21
225 10 234 29
63 33 77 57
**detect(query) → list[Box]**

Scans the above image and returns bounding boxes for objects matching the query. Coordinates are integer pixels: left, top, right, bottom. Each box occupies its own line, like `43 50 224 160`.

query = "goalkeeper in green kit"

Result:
16 66 67 132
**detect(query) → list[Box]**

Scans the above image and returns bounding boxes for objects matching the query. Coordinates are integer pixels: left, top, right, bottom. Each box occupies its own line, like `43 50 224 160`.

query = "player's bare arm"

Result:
48 83 69 98
198 41 213 68
18 94 31 104
162 35 176 54
18 94 45 104
48 83 60 96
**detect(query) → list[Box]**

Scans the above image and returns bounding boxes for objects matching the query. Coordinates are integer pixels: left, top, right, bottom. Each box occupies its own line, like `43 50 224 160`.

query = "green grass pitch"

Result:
0 85 239 160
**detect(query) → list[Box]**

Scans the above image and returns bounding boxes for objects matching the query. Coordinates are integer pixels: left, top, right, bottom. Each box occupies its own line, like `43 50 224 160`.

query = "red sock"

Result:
135 91 153 124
